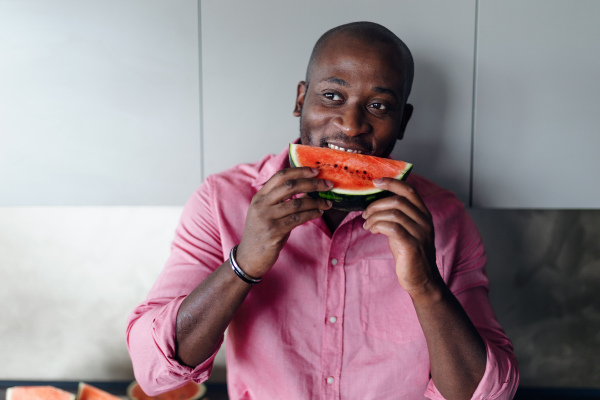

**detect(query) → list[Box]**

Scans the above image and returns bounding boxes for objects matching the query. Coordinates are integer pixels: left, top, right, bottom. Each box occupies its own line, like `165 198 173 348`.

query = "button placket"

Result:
321 220 355 398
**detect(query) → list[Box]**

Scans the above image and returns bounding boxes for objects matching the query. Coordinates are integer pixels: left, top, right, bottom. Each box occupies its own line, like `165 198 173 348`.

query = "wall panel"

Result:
0 0 201 206
473 0 600 208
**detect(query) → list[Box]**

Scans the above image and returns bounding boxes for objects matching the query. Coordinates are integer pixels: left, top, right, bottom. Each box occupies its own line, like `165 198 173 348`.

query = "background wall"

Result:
1 0 599 389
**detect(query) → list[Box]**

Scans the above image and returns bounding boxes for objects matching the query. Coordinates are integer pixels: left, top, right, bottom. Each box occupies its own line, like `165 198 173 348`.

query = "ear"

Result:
397 103 413 140
293 81 307 117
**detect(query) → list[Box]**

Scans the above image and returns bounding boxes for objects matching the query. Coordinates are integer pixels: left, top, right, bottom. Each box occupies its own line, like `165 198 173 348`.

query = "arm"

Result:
175 167 333 367
127 166 333 392
362 178 485 400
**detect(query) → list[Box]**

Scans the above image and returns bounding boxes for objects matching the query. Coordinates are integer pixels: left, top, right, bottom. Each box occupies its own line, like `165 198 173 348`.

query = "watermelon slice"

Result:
289 143 413 211
76 383 120 400
126 380 206 400
5 386 75 400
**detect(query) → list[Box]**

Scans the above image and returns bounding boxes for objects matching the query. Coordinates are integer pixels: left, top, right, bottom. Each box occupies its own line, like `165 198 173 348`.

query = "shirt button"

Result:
331 258 338 265
329 316 337 324
327 377 334 384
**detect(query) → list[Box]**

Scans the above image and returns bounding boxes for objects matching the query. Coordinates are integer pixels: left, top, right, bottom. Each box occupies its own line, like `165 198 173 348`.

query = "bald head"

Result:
305 22 414 101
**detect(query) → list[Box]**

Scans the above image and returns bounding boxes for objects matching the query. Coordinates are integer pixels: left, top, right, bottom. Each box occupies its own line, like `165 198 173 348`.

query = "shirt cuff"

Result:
132 295 223 395
424 340 519 400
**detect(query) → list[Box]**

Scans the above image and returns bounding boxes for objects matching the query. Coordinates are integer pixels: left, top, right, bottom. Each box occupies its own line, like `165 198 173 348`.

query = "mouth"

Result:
327 143 365 154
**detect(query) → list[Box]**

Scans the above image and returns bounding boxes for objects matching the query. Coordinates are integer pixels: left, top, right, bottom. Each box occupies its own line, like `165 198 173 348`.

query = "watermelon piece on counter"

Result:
289 143 413 211
76 383 120 400
5 386 75 400
126 380 206 400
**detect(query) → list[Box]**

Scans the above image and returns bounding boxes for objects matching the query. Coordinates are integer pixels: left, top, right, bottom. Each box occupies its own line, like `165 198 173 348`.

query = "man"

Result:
127 22 518 399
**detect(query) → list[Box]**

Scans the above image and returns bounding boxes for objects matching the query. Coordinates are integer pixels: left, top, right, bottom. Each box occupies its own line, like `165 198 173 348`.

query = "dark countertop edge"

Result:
0 380 228 396
2 381 599 399
514 387 600 399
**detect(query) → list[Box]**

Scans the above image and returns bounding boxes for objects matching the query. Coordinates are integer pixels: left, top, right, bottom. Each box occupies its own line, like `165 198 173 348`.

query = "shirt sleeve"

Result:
424 205 519 399
126 177 226 396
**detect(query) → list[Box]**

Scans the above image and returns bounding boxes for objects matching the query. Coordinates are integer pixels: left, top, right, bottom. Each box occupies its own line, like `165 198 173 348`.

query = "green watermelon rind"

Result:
288 143 413 211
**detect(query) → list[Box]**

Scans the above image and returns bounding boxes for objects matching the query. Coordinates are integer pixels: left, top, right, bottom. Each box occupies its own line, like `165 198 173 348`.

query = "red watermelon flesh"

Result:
76 383 120 400
126 380 205 400
289 143 413 211
289 143 412 194
6 386 75 400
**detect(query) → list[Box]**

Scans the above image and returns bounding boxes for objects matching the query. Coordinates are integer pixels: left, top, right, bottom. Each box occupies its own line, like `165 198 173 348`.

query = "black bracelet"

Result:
229 245 262 284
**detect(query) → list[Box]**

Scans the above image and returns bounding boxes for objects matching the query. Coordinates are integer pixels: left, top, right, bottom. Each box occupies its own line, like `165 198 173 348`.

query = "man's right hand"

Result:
235 167 333 278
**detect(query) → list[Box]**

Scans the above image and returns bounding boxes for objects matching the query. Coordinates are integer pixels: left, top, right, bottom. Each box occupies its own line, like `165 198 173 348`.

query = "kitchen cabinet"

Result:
472 0 600 208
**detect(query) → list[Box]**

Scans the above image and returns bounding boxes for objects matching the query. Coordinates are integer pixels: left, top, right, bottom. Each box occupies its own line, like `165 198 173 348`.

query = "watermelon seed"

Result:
334 164 338 168
344 166 348 170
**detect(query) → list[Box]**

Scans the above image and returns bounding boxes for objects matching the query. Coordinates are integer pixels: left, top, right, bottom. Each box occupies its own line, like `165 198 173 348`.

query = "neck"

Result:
322 208 349 234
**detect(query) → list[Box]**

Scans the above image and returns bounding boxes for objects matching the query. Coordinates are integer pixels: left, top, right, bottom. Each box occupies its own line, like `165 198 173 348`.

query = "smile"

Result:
327 143 363 154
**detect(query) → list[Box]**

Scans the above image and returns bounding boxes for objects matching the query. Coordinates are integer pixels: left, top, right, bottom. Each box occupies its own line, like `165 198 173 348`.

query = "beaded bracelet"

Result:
229 244 263 284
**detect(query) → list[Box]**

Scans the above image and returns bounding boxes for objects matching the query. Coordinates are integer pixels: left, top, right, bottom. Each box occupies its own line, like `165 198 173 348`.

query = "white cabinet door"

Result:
473 0 600 208
201 0 476 204
0 0 201 205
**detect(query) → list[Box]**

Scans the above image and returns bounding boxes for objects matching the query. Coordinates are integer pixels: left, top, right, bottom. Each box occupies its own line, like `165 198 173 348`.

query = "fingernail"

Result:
326 200 332 207
311 167 320 174
363 221 368 229
372 178 383 185
324 180 334 188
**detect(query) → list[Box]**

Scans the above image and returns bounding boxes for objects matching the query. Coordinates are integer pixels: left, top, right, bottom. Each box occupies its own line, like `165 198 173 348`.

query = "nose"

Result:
332 104 371 137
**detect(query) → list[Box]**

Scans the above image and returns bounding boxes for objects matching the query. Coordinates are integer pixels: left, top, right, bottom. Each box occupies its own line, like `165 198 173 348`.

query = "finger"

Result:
363 208 424 239
266 177 334 204
271 196 332 219
263 167 320 190
276 207 327 231
363 194 431 227
370 178 429 215
368 220 413 242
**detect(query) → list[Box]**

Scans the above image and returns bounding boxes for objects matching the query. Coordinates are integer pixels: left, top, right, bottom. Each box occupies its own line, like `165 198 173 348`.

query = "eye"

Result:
369 102 387 110
324 92 342 101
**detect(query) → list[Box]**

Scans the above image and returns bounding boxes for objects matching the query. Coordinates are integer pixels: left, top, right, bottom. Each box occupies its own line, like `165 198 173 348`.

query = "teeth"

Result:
328 143 362 154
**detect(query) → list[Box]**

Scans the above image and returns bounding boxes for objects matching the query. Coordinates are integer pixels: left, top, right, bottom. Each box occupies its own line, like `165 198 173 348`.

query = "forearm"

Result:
175 260 253 367
411 279 486 400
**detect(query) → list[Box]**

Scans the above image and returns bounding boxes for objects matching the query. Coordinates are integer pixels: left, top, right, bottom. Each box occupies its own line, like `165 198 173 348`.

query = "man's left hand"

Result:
362 178 441 296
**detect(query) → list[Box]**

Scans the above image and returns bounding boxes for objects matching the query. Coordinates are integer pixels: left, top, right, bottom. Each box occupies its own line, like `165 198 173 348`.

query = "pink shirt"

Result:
126 145 519 399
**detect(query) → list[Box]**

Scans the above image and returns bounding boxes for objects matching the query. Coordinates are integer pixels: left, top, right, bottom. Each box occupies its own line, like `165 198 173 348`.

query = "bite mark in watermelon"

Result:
6 386 75 400
289 143 413 211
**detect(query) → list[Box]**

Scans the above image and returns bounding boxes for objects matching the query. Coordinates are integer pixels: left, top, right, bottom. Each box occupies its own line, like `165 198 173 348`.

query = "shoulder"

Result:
178 153 281 238
205 152 279 189
183 151 284 217
406 173 466 220
406 173 476 247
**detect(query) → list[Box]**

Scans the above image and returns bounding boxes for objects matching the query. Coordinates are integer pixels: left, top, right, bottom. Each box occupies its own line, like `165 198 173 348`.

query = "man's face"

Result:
294 34 412 158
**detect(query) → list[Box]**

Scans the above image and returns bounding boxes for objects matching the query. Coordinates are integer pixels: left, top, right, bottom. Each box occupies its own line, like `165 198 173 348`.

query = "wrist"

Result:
229 245 262 284
407 276 447 306
236 242 273 277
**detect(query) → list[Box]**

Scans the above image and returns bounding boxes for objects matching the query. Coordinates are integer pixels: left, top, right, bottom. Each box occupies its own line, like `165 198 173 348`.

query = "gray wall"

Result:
470 209 600 387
